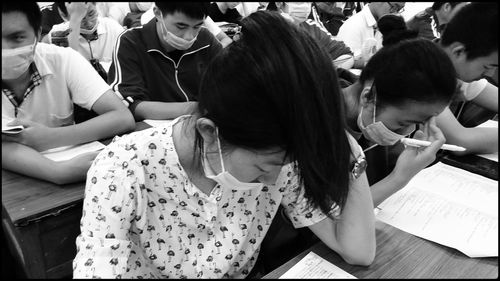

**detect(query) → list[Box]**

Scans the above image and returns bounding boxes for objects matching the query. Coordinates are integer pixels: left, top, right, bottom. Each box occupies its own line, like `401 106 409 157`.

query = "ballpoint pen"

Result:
400 138 466 152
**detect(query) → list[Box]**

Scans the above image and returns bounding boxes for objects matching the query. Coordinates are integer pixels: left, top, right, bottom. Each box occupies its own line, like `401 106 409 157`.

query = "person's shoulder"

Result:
49 21 70 32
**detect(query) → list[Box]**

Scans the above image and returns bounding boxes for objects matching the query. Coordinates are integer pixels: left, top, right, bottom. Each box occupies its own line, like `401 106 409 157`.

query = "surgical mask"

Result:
357 93 415 146
286 2 311 23
2 40 36 80
158 11 197 50
136 2 153 12
201 128 264 191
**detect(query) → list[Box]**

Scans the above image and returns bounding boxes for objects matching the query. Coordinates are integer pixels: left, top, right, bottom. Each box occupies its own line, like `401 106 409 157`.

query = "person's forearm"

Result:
448 127 498 155
2 142 86 184
133 101 197 121
68 19 82 52
322 174 376 265
45 109 135 149
370 169 411 207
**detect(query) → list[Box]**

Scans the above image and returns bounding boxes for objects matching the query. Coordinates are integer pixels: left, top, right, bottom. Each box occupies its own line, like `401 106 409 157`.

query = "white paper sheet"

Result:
279 252 357 279
376 162 498 257
41 141 105 162
2 117 24 134
143 119 173 128
476 120 498 162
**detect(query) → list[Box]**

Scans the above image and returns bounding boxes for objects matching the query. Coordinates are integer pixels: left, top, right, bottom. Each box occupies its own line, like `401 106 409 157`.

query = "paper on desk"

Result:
143 119 173 128
376 162 498 257
41 141 105 162
279 251 356 279
2 117 24 134
476 120 498 162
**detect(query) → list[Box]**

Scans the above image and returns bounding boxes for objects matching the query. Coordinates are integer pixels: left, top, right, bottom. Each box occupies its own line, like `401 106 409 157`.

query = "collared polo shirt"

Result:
337 4 383 59
2 43 110 127
47 17 125 63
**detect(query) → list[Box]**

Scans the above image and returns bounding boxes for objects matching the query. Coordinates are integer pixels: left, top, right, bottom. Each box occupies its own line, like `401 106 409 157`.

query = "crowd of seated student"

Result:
2 1 498 279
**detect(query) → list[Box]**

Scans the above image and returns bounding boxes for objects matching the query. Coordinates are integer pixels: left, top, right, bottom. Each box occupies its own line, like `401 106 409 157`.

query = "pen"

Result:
400 138 466 152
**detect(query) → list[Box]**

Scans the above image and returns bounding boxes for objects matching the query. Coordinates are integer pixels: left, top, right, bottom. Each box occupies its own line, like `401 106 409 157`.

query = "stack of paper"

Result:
376 162 498 257
41 141 105 162
280 252 357 279
476 120 498 162
2 117 24 134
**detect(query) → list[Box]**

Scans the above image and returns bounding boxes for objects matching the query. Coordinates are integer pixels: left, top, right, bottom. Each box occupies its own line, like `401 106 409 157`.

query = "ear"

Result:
195 118 217 148
449 42 468 62
359 81 375 108
153 6 162 20
442 2 452 13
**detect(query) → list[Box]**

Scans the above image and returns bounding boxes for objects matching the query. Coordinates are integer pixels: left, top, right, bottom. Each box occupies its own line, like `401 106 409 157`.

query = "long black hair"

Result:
195 10 351 215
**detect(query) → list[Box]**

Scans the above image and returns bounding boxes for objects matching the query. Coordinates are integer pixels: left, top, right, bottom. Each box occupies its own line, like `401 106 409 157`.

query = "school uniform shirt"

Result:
47 17 125 63
73 116 364 278
107 18 222 115
1 43 110 127
300 19 353 62
458 78 489 101
337 4 383 60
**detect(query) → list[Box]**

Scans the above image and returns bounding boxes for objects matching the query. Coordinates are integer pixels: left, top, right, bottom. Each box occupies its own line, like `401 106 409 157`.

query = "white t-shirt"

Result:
73 116 364 278
337 4 383 59
47 17 125 63
458 78 489 101
2 43 110 127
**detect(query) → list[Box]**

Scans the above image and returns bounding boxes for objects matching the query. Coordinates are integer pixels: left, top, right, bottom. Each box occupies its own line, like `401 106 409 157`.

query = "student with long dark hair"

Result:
73 11 375 278
342 38 458 206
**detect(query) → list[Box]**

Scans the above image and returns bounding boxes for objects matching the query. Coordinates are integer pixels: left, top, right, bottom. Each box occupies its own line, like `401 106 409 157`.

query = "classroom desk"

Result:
1 122 152 278
263 157 499 279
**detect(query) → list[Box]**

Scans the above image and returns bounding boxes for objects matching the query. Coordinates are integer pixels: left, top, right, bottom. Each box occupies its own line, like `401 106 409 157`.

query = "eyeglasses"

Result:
387 2 405 14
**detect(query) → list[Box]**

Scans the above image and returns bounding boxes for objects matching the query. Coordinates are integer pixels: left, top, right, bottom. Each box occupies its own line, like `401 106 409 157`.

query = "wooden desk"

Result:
1 122 152 278
263 221 498 279
264 157 499 279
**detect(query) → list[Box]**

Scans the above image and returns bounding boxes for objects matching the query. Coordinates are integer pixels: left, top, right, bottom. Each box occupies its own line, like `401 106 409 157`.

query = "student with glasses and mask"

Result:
73 10 376 279
341 37 457 207
108 2 223 122
43 2 125 67
337 2 405 69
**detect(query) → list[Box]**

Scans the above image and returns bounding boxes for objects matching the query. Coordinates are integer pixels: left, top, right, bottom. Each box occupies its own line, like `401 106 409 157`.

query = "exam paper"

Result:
41 141 105 162
2 117 24 134
376 162 498 257
476 120 498 162
280 252 356 279
143 119 173 128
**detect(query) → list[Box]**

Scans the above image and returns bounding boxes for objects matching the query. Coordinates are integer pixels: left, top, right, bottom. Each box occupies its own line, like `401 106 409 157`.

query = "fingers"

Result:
412 130 425 140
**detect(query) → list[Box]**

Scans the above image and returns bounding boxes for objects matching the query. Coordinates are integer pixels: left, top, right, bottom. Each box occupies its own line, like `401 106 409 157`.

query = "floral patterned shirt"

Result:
73 116 362 278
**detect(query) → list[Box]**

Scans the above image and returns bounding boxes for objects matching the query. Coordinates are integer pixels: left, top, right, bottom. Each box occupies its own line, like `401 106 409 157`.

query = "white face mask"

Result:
286 2 311 23
201 128 264 191
357 91 415 146
158 11 197 50
2 39 36 80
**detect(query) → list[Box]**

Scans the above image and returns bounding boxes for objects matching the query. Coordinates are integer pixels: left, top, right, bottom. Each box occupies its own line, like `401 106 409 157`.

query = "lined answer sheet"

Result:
280 252 357 279
41 141 105 162
476 120 498 162
376 162 498 257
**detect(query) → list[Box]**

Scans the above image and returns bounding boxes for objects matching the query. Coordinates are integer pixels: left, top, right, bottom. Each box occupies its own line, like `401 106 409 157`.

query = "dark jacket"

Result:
108 18 222 114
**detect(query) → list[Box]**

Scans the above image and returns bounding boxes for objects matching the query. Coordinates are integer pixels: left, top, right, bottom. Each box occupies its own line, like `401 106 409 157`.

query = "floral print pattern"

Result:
73 117 356 278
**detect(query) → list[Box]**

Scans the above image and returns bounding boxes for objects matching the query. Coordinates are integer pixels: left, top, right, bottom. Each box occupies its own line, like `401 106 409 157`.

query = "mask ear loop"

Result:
371 82 377 123
214 127 226 173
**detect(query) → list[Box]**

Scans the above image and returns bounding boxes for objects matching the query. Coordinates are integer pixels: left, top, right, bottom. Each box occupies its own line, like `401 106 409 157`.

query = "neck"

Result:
216 2 229 14
172 117 217 194
343 82 363 132
3 69 31 90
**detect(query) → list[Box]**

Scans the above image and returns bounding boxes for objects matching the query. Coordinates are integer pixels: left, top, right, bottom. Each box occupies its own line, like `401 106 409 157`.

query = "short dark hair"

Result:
54 2 97 18
377 14 418 46
2 2 42 34
440 2 498 60
360 38 457 109
431 2 465 10
155 2 210 19
195 10 351 215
